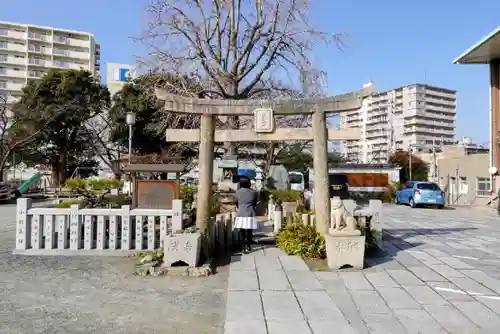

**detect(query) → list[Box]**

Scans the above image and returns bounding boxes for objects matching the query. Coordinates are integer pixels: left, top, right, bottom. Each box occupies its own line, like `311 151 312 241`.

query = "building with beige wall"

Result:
0 21 100 107
415 141 490 205
454 26 500 197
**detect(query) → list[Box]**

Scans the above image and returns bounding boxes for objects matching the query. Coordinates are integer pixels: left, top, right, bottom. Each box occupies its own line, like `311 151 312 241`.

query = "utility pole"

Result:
431 140 437 181
408 142 413 180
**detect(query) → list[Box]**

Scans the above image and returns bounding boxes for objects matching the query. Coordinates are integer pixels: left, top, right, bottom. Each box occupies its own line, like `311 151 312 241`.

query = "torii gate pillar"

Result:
196 114 215 232
312 110 330 235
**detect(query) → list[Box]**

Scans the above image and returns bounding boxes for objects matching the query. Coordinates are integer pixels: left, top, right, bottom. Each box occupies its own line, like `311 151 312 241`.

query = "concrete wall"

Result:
437 153 490 205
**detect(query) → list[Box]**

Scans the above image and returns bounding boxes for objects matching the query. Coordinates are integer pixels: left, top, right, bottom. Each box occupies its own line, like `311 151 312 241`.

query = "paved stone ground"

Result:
5 201 500 333
225 205 500 334
0 203 228 334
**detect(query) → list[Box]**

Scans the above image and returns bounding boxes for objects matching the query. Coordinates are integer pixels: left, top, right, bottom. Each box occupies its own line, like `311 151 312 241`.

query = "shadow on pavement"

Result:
365 227 477 269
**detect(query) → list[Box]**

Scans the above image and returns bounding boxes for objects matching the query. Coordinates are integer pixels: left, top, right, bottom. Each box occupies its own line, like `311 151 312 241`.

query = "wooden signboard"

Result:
136 180 177 209
347 173 389 191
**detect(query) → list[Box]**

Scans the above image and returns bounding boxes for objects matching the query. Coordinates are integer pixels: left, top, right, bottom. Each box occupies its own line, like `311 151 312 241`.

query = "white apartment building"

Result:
340 83 456 163
0 21 100 106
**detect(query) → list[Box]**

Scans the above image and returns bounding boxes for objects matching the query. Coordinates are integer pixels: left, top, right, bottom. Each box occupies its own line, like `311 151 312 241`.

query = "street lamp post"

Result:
126 112 136 165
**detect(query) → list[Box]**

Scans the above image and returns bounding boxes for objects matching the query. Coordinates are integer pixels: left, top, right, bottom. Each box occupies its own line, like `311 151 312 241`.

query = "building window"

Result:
0 41 7 49
476 177 491 197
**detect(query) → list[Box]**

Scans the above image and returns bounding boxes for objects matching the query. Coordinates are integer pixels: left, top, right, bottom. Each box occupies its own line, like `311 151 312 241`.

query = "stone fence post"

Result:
267 196 275 221
121 205 131 250
69 204 81 250
273 209 283 233
172 199 183 232
369 199 383 249
15 198 32 250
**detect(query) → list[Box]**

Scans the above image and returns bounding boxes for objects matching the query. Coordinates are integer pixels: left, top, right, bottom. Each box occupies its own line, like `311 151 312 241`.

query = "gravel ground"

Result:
0 203 228 334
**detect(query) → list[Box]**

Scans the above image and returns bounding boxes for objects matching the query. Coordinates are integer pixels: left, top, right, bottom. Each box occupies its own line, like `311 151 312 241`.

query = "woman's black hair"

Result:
239 176 251 188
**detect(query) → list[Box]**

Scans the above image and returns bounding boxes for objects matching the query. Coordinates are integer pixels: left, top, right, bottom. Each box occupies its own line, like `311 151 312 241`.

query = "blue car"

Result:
395 181 445 209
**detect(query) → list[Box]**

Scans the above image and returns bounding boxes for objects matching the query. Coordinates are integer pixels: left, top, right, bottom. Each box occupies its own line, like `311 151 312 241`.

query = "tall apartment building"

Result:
340 83 456 163
0 21 100 106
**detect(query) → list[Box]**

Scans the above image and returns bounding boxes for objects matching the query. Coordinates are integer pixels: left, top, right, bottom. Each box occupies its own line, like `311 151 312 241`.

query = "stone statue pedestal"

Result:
163 232 202 267
325 234 365 270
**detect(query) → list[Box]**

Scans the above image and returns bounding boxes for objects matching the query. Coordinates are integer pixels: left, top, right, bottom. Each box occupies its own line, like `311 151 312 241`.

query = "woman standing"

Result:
233 176 259 253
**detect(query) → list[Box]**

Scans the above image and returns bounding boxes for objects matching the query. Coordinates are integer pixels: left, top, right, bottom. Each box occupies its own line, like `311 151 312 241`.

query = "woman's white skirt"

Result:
233 216 259 230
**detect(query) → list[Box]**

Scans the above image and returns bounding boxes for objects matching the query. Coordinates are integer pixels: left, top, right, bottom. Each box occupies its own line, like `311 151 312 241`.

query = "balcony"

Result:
28 45 51 54
425 105 456 116
405 118 454 128
0 55 25 66
28 70 45 78
28 32 51 43
424 89 456 100
0 29 27 40
53 35 90 48
365 117 388 125
425 96 456 107
53 48 89 60
28 58 47 66
0 42 26 53
52 60 86 70
404 126 455 137
0 81 24 91
367 137 389 145
0 68 25 79
368 108 388 117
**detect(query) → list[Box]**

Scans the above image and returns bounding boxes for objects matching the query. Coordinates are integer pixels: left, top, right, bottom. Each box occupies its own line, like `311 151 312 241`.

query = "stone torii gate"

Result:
155 88 373 235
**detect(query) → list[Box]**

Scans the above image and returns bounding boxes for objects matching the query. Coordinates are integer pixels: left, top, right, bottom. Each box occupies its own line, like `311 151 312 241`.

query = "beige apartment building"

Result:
415 140 490 205
0 21 100 106
340 83 456 163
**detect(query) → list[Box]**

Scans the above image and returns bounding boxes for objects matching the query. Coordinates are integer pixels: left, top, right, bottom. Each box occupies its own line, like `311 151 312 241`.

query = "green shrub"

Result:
180 185 195 204
64 178 124 208
269 189 302 202
65 178 123 193
54 199 82 208
105 194 129 208
276 217 326 259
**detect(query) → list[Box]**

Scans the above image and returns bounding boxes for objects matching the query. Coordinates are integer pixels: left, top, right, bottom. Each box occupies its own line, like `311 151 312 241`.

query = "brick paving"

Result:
224 205 500 333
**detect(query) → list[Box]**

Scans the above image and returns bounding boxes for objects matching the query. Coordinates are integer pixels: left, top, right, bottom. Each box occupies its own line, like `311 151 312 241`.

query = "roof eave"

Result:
453 26 500 65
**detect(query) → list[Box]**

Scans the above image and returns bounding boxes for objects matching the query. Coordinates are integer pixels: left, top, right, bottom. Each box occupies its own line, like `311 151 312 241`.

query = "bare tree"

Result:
0 95 46 181
82 113 122 177
139 0 342 155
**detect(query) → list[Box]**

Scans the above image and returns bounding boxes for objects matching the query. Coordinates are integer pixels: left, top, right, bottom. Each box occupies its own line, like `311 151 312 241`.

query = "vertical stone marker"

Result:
369 199 383 250
16 198 31 250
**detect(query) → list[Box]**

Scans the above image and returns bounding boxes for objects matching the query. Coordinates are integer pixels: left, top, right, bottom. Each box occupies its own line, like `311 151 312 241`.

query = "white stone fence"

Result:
13 198 184 255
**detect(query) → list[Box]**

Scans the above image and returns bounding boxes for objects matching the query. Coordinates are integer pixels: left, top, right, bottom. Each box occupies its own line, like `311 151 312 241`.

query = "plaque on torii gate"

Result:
155 87 374 235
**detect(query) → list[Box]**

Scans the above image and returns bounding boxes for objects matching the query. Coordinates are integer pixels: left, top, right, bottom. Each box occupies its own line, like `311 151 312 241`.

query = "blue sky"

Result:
4 0 499 144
